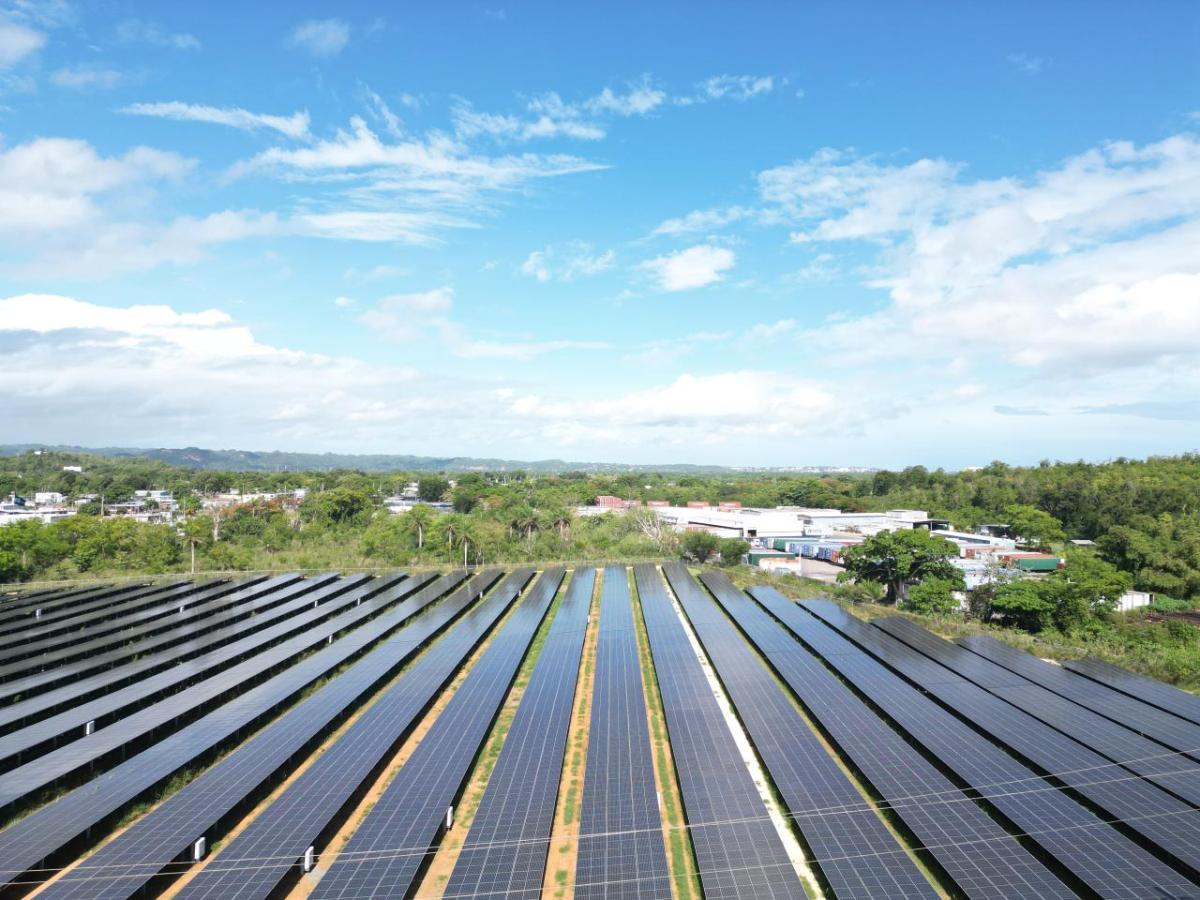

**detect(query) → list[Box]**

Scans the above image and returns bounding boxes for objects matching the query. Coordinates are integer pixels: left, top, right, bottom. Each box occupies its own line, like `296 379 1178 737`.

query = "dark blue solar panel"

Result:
698 571 1073 900
310 568 559 900
636 565 806 900
443 567 593 899
0 574 315 735
957 630 1200 759
1063 657 1200 727
874 617 1200 810
37 570 520 900
0 570 477 893
575 566 672 900
0 573 332 705
766 593 1200 898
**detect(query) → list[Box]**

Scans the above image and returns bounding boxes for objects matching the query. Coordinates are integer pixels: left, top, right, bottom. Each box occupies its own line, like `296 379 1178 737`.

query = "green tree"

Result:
300 488 373 528
680 531 720 564
903 575 963 615
417 476 450 502
840 529 961 605
1004 504 1066 549
1048 549 1132 630
402 504 437 551
715 537 750 567
991 579 1055 631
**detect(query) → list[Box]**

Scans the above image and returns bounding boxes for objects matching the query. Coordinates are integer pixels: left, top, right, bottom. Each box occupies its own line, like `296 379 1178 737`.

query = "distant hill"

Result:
0 444 874 475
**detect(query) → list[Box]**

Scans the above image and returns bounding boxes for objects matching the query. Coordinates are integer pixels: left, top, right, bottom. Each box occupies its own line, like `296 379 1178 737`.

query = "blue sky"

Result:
1 1 1198 468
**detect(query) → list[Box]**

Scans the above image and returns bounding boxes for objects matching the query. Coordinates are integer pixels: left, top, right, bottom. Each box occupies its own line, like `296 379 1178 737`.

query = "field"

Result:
1 565 1199 899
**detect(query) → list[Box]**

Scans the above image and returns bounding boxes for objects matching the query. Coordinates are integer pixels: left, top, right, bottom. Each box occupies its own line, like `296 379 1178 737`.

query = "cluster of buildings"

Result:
585 496 1149 610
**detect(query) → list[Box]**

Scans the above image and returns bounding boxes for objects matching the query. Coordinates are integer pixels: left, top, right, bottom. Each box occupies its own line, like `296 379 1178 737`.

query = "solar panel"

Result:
872 617 1200 809
696 571 1072 900
575 565 672 900
636 564 806 900
39 569 523 900
0 583 128 632
0 579 257 677
957 631 1200 758
309 568 558 900
0 580 204 660
0 574 437 773
1063 657 1200 727
775 594 1200 897
0 574 313 733
0 570 480 894
0 574 384 812
0 573 332 706
444 568 594 900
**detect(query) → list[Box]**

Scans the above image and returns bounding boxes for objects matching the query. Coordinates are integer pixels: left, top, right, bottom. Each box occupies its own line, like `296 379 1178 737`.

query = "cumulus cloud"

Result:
641 244 736 291
521 242 614 282
652 206 753 236
687 74 776 103
0 16 43 68
122 101 312 140
288 18 350 57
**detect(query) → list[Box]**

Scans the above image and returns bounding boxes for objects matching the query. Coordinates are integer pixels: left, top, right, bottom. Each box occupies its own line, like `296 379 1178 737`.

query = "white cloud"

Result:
0 137 192 236
51 65 124 90
362 87 403 138
1007 52 1044 75
694 74 776 102
641 244 736 291
289 18 350 57
785 135 1200 380
333 296 357 309
122 101 311 140
356 286 610 359
0 16 43 67
453 79 665 143
652 206 753 237
521 242 614 282
114 19 200 50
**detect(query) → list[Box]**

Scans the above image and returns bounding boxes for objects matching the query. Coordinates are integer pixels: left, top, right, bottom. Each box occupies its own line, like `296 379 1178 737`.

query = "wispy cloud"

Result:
114 19 200 50
122 101 312 140
678 74 777 105
288 18 350 57
51 65 124 90
0 16 44 68
521 242 614 282
1007 52 1045 75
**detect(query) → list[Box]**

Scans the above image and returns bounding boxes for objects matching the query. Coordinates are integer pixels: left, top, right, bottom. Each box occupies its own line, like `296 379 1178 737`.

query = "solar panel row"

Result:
771 594 1200 898
0 574 312 732
0 573 331 706
310 568 556 900
444 567 595 900
958 631 1200 759
575 566 672 900
0 575 298 681
0 574 437 772
873 618 1200 809
0 582 132 633
38 569 518 900
697 571 1073 900
636 564 806 900
667 566 941 900
0 579 211 661
0 570 479 893
0 574 380 812
1063 657 1200 728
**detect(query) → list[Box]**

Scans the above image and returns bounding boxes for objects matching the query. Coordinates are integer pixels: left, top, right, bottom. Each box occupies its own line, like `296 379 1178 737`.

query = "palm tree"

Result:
402 503 435 551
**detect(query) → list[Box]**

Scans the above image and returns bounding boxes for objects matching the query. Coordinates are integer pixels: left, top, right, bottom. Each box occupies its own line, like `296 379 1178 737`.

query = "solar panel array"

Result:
575 566 672 900
783 595 1200 897
2 566 1199 899
445 567 594 900
697 571 1073 900
1063 656 1200 727
635 564 806 900
311 568 556 899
